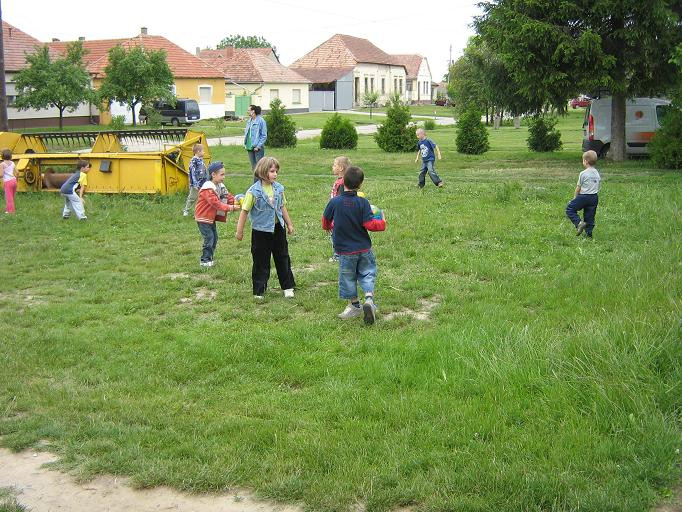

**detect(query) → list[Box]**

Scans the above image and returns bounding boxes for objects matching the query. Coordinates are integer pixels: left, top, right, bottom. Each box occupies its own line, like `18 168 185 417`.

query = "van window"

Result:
184 100 200 117
656 105 671 124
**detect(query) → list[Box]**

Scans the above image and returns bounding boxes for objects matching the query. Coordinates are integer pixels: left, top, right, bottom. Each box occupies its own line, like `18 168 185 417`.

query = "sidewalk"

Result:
206 112 454 147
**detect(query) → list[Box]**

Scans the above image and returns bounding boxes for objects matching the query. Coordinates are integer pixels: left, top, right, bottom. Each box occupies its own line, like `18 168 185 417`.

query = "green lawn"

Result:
1 111 680 512
356 104 456 118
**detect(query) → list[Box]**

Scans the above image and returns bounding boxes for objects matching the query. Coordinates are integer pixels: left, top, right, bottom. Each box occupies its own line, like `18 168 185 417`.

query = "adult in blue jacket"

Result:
244 105 267 174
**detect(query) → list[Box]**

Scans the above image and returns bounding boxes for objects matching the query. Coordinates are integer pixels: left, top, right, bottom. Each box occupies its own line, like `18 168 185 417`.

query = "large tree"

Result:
14 41 93 129
97 45 174 126
476 0 681 160
217 34 278 59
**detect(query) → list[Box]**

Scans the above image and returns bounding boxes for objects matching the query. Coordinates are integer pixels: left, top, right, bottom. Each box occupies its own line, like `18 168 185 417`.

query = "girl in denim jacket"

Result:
235 157 295 299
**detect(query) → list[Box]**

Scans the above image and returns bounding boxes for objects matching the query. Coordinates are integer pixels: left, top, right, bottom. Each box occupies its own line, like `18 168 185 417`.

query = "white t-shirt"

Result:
578 167 601 194
2 161 15 182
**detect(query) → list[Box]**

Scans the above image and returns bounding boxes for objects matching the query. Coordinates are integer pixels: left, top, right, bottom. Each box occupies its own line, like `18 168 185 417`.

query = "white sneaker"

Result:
200 261 211 267
254 295 264 300
284 288 294 298
338 304 362 319
363 298 377 325
183 211 189 217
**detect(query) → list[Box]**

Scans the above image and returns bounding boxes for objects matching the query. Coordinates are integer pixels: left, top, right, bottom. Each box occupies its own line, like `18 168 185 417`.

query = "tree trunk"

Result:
514 116 521 129
58 106 64 130
131 102 137 127
610 92 627 161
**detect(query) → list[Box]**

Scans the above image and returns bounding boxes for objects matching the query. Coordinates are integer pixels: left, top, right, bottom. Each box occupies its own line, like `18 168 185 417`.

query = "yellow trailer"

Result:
0 129 210 195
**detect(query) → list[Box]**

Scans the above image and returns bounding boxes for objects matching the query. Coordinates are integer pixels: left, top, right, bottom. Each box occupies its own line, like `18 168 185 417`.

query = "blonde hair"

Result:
582 150 598 166
192 143 203 155
415 127 425 136
254 156 280 181
334 156 351 173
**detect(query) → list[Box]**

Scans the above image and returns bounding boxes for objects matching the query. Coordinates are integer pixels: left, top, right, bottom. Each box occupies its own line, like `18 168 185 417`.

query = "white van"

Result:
582 97 671 157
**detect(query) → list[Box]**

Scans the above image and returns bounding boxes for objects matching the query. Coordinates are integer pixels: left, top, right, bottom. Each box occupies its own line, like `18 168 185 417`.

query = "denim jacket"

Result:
247 180 285 233
244 116 267 149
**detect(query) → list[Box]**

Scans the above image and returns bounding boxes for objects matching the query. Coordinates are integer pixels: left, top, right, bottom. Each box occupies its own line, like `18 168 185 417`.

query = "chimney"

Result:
196 47 200 56
52 38 60 42
78 36 85 41
141 27 148 35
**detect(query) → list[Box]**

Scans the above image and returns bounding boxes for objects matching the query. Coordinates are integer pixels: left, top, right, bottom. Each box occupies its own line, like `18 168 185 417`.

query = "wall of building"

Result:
353 63 407 106
415 59 432 104
225 82 309 115
174 78 226 120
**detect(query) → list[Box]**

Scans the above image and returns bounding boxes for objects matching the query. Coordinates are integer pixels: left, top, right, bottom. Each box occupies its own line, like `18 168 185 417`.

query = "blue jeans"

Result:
247 147 265 171
338 250 377 299
566 194 598 235
197 222 217 263
418 160 442 188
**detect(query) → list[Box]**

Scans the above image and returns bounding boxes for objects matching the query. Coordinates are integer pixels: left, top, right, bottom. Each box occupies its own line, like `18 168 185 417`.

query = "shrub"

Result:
320 113 358 150
527 114 562 152
650 106 682 169
374 93 418 152
213 117 227 137
143 107 162 128
109 115 125 131
455 108 489 154
423 119 437 131
264 98 297 148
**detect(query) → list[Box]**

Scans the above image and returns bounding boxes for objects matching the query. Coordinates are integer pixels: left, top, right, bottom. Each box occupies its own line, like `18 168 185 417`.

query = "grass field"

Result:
1 111 680 512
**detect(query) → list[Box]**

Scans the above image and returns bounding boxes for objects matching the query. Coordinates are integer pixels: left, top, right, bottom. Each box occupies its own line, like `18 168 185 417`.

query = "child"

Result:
328 156 351 262
415 128 443 188
60 159 90 220
195 161 240 267
235 156 296 299
183 143 208 217
566 150 601 238
1 149 16 214
322 166 386 325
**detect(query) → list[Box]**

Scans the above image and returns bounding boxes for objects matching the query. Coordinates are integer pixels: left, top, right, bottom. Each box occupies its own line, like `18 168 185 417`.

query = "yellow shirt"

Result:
78 172 88 190
241 183 286 211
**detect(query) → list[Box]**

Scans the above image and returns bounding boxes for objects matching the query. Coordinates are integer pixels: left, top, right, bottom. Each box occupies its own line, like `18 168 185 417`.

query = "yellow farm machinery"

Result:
0 129 210 195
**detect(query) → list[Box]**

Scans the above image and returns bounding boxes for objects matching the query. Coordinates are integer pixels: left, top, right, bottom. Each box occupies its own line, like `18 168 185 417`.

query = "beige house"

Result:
198 47 310 116
290 34 407 109
392 55 432 104
2 21 98 129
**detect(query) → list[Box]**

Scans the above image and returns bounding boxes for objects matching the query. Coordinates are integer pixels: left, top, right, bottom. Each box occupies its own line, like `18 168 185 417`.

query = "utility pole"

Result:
0 0 8 131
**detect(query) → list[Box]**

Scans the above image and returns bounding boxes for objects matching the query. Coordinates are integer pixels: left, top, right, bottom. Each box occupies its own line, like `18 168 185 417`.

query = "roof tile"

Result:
198 48 309 83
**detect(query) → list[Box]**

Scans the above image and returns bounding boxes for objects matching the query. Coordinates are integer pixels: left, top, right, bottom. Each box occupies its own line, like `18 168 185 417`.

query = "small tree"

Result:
526 114 562 152
320 113 358 150
264 98 296 148
456 108 489 154
374 93 417 152
362 90 379 119
98 45 174 126
650 45 682 170
14 41 93 129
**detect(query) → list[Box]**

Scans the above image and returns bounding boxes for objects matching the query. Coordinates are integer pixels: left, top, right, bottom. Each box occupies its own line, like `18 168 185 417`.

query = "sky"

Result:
3 0 481 80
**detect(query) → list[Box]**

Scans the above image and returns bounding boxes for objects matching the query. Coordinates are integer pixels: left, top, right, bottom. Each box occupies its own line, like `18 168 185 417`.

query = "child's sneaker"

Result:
338 304 362 319
254 294 264 300
284 288 294 298
363 298 376 325
576 221 587 235
200 261 211 268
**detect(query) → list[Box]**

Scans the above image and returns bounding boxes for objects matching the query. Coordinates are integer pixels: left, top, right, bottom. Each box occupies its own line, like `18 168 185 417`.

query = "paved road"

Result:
206 111 455 147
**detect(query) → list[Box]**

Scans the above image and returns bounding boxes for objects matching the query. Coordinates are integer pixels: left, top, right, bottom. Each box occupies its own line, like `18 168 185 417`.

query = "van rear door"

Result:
626 103 656 154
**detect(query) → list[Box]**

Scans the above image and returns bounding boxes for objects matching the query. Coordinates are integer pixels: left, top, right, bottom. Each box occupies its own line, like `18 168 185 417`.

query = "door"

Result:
235 95 252 117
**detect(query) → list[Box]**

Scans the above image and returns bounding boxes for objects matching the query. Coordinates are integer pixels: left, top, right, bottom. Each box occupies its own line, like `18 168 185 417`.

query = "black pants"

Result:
197 222 217 262
251 223 295 295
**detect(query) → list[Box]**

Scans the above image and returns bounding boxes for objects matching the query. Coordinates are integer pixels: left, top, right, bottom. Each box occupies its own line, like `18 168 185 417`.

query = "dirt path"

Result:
0 447 300 512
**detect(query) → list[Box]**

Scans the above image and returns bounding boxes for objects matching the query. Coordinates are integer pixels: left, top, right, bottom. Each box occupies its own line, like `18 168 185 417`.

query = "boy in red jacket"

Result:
195 161 240 267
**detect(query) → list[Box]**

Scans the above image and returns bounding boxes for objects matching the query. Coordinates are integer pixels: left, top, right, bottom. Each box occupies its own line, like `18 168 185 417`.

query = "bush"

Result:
423 119 437 131
143 107 162 128
320 113 358 150
455 108 489 154
650 106 682 169
374 93 418 152
526 114 562 152
264 98 297 148
109 115 125 131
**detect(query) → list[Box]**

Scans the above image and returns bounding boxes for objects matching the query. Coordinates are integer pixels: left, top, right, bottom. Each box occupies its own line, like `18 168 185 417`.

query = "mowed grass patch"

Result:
0 114 680 512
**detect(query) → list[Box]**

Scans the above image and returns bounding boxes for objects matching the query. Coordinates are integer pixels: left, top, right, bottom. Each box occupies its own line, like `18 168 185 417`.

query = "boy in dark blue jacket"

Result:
322 166 386 325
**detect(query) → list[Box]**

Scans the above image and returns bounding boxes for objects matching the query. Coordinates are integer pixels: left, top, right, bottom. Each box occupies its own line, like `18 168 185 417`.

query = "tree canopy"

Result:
476 0 682 160
14 41 93 129
217 35 278 59
97 45 174 126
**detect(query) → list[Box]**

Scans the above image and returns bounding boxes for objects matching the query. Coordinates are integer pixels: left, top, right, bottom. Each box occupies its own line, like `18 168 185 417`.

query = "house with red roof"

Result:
290 34 408 111
391 54 433 104
198 47 310 116
48 27 226 124
2 21 97 129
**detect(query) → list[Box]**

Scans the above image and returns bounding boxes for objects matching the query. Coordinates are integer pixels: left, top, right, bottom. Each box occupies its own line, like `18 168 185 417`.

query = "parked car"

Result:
139 99 201 126
582 96 671 157
570 97 591 109
434 97 449 107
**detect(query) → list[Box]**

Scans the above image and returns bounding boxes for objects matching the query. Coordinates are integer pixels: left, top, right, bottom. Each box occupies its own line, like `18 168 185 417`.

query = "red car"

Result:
570 97 590 109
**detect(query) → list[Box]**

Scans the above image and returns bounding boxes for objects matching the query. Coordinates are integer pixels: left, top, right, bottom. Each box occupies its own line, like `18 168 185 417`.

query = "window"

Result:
394 78 397 92
198 85 212 104
354 77 360 102
370 78 374 92
170 84 177 96
270 89 279 99
364 77 368 93
381 78 385 94
406 80 413 92
399 79 403 93
292 88 301 104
